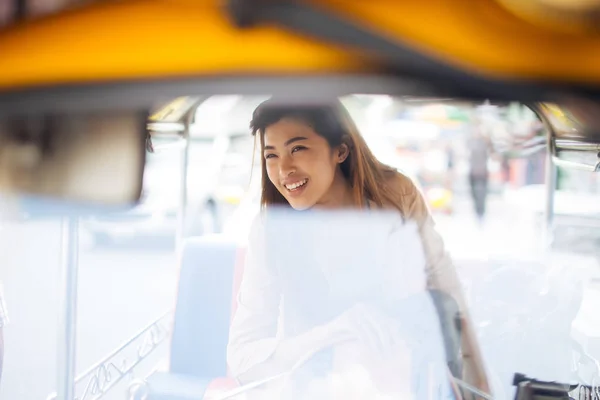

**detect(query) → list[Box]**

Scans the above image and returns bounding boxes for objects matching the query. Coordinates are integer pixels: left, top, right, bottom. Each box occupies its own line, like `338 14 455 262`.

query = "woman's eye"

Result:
264 154 276 160
291 146 306 154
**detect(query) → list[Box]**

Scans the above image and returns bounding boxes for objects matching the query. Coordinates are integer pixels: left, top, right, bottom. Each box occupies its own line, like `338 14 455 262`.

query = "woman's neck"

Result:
313 170 355 210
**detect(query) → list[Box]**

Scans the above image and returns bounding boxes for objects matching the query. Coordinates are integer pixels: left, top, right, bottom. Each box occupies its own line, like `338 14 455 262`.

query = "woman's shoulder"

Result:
248 211 267 237
382 168 421 196
248 209 288 241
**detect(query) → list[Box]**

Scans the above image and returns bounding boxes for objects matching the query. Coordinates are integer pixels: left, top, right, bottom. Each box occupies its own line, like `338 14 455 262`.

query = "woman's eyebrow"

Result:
284 136 308 146
264 136 308 151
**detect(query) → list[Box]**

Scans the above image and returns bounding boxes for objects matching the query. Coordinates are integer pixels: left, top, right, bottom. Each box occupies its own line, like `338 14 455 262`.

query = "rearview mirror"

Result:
0 111 147 206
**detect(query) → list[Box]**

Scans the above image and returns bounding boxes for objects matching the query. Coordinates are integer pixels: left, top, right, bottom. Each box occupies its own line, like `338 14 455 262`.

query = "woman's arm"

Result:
227 217 281 380
396 176 490 396
402 185 467 308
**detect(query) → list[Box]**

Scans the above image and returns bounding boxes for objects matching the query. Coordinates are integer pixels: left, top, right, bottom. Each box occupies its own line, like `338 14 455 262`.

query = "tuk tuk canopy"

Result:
0 0 600 90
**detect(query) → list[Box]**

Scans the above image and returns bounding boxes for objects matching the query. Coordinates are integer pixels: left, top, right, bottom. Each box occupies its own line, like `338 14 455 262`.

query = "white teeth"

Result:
285 179 307 191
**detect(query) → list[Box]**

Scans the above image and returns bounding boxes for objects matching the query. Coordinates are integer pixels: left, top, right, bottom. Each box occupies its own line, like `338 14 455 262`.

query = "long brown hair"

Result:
250 97 405 215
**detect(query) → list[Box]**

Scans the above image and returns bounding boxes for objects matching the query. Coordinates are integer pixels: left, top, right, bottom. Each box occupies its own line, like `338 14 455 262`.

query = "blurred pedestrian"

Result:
468 123 492 224
445 142 455 191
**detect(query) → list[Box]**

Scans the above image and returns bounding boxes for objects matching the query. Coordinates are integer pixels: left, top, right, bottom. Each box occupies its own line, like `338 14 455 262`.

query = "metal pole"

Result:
534 105 557 250
544 138 557 249
175 118 190 255
56 217 79 400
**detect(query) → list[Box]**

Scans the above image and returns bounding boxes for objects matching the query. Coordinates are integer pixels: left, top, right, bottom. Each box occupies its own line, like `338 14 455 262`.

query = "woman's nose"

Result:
279 156 296 177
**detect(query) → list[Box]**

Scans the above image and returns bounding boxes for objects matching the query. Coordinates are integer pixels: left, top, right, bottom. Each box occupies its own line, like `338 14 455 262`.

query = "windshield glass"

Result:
0 95 599 400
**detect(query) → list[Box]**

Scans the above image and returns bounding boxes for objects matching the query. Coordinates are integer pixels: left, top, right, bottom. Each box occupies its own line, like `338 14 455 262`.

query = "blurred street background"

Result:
1 96 599 399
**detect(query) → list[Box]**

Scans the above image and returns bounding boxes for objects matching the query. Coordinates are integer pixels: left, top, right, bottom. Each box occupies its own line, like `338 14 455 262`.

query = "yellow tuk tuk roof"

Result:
0 0 600 90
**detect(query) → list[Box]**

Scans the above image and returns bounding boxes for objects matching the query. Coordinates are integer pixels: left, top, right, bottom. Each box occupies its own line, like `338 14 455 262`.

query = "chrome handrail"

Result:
147 122 186 133
552 157 600 172
555 140 600 152
47 311 173 400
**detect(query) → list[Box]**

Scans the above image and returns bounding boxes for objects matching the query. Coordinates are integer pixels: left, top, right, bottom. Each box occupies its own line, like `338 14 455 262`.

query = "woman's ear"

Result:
337 143 350 163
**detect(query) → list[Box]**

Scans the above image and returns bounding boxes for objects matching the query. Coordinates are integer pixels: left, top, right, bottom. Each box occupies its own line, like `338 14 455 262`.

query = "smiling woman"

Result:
249 98 403 212
227 97 489 398
261 118 351 210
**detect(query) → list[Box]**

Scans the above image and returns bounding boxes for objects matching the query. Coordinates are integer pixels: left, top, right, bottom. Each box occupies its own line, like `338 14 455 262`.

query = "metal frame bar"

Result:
553 139 600 171
544 119 557 248
147 122 186 133
174 99 205 254
51 96 205 400
56 217 80 400
531 103 558 248
545 141 557 248
0 75 449 117
534 103 600 247
175 115 190 254
552 158 600 172
554 140 600 152
48 312 173 400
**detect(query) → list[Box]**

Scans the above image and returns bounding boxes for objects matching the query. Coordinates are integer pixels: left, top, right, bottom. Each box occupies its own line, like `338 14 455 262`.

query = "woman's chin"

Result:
289 202 313 211
286 197 315 211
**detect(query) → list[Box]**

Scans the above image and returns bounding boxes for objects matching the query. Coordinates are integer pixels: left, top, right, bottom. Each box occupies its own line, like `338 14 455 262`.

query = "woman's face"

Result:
263 117 344 210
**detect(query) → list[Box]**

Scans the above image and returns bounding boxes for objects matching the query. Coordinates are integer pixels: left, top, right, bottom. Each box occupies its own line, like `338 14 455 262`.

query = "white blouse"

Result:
226 210 447 383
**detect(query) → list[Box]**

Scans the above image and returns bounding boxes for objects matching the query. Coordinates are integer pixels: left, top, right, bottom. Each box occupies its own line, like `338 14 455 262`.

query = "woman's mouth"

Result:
284 178 308 193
